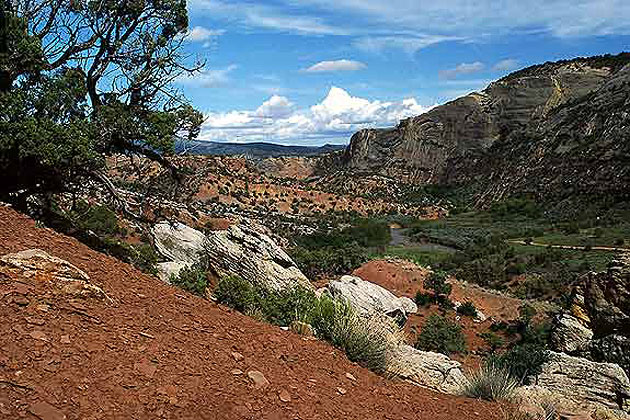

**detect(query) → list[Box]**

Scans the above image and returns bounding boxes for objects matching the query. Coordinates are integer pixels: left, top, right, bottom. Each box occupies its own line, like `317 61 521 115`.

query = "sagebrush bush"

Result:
487 343 549 384
213 278 394 374
462 362 519 401
311 296 391 373
170 263 209 297
416 314 466 355
213 275 259 312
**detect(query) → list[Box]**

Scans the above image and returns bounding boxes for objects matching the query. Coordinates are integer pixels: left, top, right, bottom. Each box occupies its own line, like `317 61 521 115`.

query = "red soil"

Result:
353 260 523 369
0 206 502 420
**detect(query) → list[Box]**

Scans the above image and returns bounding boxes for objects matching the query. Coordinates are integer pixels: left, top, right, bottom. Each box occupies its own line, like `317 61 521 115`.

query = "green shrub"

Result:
311 296 391 373
415 291 432 307
487 343 549 384
457 301 478 317
479 331 505 353
424 270 452 301
212 280 393 373
72 201 122 236
213 275 259 312
461 362 518 401
170 263 208 297
416 315 466 355
261 286 318 327
290 243 367 279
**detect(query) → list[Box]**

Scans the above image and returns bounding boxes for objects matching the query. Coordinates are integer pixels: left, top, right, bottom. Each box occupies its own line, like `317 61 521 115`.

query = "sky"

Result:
178 0 630 145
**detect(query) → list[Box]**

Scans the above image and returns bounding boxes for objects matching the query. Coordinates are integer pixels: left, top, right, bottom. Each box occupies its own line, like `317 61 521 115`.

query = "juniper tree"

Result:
0 0 203 215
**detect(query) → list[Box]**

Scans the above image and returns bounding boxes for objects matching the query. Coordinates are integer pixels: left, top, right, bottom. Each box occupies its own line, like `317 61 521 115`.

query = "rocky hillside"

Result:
340 53 630 207
0 205 501 420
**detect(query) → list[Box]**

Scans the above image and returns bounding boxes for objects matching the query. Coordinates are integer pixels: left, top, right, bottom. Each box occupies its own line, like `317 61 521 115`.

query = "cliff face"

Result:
341 54 630 205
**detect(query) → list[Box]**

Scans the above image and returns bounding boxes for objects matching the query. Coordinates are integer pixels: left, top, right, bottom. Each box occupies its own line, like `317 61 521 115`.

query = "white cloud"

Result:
303 60 366 73
189 0 349 35
439 62 485 79
280 0 630 39
354 35 463 54
256 95 295 118
187 26 225 42
177 65 238 88
198 87 435 144
493 58 520 72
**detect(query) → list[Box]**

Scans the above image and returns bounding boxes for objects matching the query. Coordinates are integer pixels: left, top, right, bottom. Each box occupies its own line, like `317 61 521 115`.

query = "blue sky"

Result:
178 0 630 145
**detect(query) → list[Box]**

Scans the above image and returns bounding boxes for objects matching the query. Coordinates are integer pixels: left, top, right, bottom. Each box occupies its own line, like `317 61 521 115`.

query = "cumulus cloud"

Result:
255 95 295 118
439 62 485 79
198 87 434 144
177 65 238 88
493 58 520 72
303 60 367 73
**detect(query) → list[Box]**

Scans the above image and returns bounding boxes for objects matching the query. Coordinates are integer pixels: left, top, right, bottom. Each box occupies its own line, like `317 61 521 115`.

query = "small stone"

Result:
231 352 244 362
345 373 356 381
231 369 243 376
247 370 270 389
29 401 66 420
337 387 347 395
60 335 71 344
134 358 157 378
278 389 291 403
30 331 48 341
14 295 29 306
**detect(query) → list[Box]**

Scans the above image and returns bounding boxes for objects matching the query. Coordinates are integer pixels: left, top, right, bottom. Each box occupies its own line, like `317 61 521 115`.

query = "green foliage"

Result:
213 275 259 313
415 291 432 307
457 301 478 317
290 242 367 279
212 279 392 373
416 315 466 355
487 343 550 384
71 201 122 236
170 263 208 297
0 1 202 206
461 362 519 401
423 270 452 301
490 197 542 219
311 296 391 373
479 331 505 353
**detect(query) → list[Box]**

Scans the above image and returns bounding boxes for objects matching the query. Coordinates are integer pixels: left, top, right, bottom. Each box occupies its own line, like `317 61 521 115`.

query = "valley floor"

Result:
0 206 502 420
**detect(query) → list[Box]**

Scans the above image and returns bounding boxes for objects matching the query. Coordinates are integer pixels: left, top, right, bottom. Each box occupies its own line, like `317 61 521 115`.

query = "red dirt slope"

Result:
0 206 501 420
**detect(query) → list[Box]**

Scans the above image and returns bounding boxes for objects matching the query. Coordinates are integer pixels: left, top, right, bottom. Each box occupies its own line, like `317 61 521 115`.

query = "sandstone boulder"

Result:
0 249 107 300
385 345 467 394
526 351 630 413
322 275 417 324
152 222 206 265
204 223 310 292
550 313 594 354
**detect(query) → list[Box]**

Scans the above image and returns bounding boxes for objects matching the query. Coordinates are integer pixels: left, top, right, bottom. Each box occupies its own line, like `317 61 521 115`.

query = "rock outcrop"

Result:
0 249 108 300
524 351 630 413
321 275 418 324
153 222 206 265
153 221 310 292
338 53 630 206
551 254 630 377
385 345 467 394
203 223 310 292
550 313 594 354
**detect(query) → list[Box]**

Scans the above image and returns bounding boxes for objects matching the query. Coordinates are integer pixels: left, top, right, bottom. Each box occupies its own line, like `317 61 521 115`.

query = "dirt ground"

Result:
353 259 524 369
0 206 503 420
